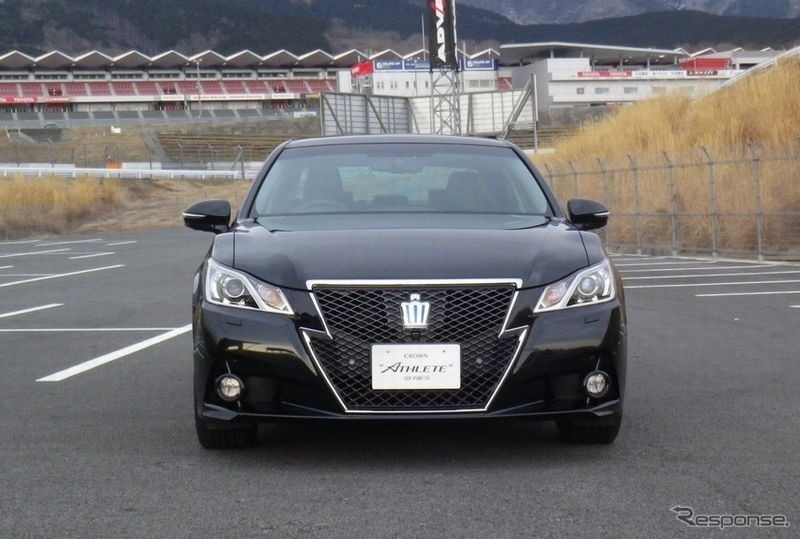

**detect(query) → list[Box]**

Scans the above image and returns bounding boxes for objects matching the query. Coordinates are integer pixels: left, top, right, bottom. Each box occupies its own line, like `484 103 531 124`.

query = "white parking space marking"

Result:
0 248 71 259
0 327 181 333
615 261 716 267
697 291 800 298
106 241 137 246
0 265 12 270
0 274 54 277
609 253 661 258
36 324 192 382
791 306 800 308
609 255 667 264
36 239 103 247
623 270 800 281
0 239 41 245
68 252 115 260
626 279 800 290
0 265 124 288
0 303 63 320
619 265 774 273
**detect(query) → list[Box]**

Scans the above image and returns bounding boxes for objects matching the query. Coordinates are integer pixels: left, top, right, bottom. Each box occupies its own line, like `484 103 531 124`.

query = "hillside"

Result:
0 0 328 55
535 59 800 162
0 0 798 56
459 0 800 24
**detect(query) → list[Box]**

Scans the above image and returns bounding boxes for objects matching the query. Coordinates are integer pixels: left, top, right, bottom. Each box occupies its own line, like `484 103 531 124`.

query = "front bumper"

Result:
193 284 627 425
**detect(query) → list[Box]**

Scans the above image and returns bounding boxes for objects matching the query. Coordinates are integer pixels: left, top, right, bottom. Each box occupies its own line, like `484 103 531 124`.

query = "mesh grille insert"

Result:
309 286 519 411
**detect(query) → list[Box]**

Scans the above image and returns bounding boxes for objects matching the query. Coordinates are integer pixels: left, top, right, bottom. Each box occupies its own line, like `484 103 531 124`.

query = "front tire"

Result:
557 415 622 444
195 415 256 449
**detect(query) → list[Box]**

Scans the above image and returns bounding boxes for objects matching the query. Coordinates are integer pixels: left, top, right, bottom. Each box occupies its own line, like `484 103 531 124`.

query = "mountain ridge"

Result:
458 0 800 25
0 1 798 57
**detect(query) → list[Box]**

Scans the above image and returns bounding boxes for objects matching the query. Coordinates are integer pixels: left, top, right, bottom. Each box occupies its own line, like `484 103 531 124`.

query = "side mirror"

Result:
567 198 609 231
183 199 231 233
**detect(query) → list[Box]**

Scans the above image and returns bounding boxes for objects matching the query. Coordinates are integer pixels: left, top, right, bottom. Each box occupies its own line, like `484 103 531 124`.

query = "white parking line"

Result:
697 291 800 298
0 265 124 288
0 327 181 333
106 241 137 246
68 252 115 260
609 253 661 258
0 274 54 277
0 303 63 320
615 261 716 267
0 248 71 259
619 265 773 273
609 255 667 264
0 240 40 246
36 324 192 382
626 280 800 290
623 270 800 281
791 305 800 308
0 265 12 270
36 239 102 247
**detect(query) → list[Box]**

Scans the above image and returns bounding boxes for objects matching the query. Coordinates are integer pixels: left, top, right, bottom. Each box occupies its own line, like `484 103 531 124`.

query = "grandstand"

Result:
0 47 510 128
0 43 787 130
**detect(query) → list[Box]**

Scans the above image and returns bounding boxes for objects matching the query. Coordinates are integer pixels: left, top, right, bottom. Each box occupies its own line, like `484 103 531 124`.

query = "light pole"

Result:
195 58 202 119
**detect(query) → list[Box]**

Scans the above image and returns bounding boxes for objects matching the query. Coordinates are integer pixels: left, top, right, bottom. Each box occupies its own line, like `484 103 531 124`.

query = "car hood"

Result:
231 216 589 290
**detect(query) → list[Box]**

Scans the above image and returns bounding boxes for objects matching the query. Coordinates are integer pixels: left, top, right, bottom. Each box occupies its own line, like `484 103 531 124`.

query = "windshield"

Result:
250 143 552 218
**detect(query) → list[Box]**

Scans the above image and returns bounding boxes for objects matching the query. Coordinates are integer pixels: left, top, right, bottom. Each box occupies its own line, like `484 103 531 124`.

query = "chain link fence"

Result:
539 140 800 260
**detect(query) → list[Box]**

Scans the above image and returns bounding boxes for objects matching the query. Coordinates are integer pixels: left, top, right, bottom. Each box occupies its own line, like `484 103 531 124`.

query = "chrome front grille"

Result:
306 285 520 412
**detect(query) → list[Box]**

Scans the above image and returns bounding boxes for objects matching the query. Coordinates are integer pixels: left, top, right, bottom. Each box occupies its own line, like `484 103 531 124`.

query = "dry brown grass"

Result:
536 59 800 164
0 177 124 238
533 60 800 256
0 176 251 240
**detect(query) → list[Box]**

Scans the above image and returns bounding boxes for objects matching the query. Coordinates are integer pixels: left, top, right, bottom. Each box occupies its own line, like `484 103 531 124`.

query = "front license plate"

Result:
371 344 461 390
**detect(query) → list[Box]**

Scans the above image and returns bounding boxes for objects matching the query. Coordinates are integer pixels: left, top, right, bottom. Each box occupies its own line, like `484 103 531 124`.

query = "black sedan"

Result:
184 135 627 449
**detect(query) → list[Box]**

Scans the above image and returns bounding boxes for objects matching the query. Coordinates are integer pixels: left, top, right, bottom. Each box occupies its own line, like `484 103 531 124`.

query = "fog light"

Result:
216 374 244 402
583 371 610 398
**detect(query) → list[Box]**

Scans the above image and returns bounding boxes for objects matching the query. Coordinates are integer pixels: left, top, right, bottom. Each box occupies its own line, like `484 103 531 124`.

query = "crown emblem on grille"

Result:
401 293 430 330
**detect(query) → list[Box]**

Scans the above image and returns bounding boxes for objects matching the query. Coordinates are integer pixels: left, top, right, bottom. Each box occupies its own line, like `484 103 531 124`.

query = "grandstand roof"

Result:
73 51 114 68
113 51 150 68
297 49 334 67
261 50 299 68
0 43 700 71
0 51 35 69
190 50 227 68
499 42 688 66
150 50 190 68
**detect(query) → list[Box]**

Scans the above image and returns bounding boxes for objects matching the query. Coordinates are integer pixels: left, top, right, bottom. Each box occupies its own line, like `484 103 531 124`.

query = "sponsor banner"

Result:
403 59 430 71
578 71 633 79
351 61 374 77
374 60 403 71
2 97 37 104
686 70 719 76
680 58 730 70
160 93 272 102
1 96 71 104
462 58 498 71
427 0 458 71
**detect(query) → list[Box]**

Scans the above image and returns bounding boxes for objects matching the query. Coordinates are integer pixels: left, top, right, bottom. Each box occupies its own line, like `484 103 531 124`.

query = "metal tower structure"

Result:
427 0 461 135
430 67 461 135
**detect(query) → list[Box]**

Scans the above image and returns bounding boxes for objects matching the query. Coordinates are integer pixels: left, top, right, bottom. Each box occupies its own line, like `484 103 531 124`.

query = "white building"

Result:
498 42 776 110
350 49 508 98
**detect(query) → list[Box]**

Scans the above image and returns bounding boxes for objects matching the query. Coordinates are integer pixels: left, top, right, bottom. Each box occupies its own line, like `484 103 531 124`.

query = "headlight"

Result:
205 258 293 315
535 259 615 313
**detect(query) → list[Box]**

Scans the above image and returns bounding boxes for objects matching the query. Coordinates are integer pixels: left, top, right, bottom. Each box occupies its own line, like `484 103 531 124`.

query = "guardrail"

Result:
0 166 242 180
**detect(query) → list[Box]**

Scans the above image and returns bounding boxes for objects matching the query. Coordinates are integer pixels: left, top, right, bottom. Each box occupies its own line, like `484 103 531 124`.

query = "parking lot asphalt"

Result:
0 228 798 538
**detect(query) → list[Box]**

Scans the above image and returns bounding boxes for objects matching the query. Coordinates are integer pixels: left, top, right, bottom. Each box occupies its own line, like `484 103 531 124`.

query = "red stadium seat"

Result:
87 82 112 96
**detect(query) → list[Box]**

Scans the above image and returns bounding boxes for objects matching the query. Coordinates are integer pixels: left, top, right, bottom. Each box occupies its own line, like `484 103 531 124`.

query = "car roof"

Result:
285 134 514 149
